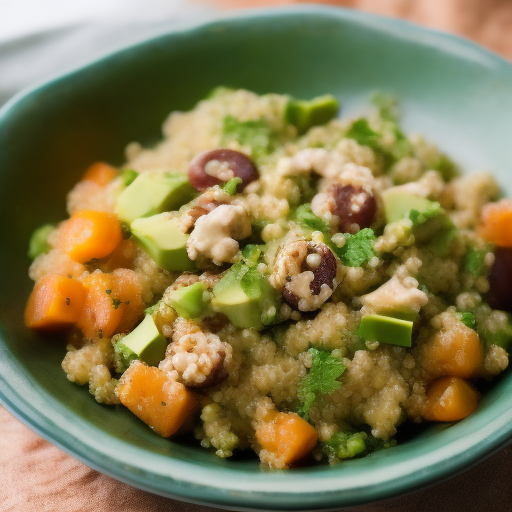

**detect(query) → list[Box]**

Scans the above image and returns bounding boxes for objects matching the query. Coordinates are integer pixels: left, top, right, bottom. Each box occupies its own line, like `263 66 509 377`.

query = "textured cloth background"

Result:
2 1 512 511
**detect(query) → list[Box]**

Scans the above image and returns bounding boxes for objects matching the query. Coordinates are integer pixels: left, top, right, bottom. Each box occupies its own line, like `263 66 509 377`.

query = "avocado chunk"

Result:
114 314 167 369
116 171 196 223
131 213 196 271
382 189 440 225
357 314 413 347
285 94 340 133
212 264 279 329
166 282 211 319
28 223 54 259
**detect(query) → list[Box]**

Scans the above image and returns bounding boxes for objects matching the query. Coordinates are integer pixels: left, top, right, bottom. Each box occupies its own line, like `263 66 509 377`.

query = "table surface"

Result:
2 1 512 511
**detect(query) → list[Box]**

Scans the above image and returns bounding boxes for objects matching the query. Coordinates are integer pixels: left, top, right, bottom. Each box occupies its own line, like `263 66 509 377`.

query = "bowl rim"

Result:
2 5 512 511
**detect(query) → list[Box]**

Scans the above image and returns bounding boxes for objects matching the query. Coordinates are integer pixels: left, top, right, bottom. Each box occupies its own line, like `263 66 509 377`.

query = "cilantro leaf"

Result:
294 204 330 234
223 177 243 195
222 115 274 158
346 118 381 150
457 311 476 330
408 201 440 226
241 244 263 266
464 249 487 276
297 348 346 419
334 228 376 267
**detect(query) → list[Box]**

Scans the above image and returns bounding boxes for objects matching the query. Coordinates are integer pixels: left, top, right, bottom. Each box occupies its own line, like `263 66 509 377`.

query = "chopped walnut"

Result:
187 204 251 265
270 241 339 312
159 318 232 387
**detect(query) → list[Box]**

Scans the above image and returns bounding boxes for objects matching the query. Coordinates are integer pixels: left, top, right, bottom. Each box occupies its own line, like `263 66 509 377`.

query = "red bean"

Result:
283 242 338 310
487 248 512 312
328 184 376 233
187 149 258 192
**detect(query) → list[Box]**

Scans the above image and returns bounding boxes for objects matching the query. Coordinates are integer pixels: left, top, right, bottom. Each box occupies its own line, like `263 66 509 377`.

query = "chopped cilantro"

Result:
112 298 122 309
409 201 441 226
464 249 487 276
297 348 346 420
346 118 381 151
223 177 243 195
457 311 476 330
334 228 376 267
222 115 274 158
295 204 330 234
241 244 263 266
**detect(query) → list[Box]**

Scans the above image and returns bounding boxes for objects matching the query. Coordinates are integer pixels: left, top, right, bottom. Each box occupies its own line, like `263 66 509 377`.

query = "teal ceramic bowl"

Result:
1 6 512 511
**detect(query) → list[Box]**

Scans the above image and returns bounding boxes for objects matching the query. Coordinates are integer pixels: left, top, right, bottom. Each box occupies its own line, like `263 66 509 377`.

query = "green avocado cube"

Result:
382 189 440 225
116 171 196 223
131 213 196 271
166 282 211 319
28 223 54 259
114 315 167 368
212 267 278 330
285 94 340 133
357 314 413 347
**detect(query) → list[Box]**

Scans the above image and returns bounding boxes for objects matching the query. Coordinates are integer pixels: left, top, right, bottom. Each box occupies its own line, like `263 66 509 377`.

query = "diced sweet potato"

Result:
479 199 512 247
255 411 318 466
78 269 144 339
422 323 483 379
118 361 196 437
423 376 480 422
81 162 118 187
60 210 122 263
24 274 85 331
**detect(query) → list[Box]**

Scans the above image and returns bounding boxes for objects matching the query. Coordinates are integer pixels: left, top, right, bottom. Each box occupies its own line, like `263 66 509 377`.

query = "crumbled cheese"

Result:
187 204 251 264
360 274 428 314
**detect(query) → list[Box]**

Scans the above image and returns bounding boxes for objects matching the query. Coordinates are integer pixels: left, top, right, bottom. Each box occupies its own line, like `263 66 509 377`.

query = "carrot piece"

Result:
112 268 145 333
479 199 512 247
422 323 483 379
81 162 118 187
423 376 480 422
255 412 318 466
60 210 122 263
102 239 137 271
24 275 85 331
78 269 144 339
118 361 196 437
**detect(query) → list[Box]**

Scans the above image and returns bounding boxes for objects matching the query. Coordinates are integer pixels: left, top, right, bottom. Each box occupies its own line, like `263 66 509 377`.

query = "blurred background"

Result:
2 0 512 107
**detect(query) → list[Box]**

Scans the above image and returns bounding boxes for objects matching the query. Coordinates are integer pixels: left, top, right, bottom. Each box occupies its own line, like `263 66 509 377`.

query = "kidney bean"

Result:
188 148 258 192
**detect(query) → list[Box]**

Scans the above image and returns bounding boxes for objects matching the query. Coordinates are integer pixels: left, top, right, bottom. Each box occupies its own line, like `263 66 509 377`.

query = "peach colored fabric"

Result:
4 2 512 511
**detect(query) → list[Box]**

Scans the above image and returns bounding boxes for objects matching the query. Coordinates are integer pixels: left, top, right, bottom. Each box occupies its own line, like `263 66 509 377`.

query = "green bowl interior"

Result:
1 6 512 511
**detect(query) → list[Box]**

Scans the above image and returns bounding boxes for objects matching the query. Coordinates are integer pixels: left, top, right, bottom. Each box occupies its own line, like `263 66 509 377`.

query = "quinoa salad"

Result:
24 88 512 468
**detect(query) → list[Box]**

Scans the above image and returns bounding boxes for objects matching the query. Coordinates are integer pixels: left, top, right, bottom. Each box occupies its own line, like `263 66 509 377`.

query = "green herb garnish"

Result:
297 348 346 420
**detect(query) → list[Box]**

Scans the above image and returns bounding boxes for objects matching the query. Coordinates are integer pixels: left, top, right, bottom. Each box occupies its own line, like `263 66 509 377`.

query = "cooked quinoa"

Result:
25 88 512 468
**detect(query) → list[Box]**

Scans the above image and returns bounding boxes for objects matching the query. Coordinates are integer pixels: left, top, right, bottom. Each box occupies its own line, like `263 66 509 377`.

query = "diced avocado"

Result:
285 94 340 133
382 189 440 225
212 266 279 329
114 315 167 369
120 168 139 187
357 314 413 347
166 282 211 319
116 171 196 223
28 223 54 259
131 213 196 271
